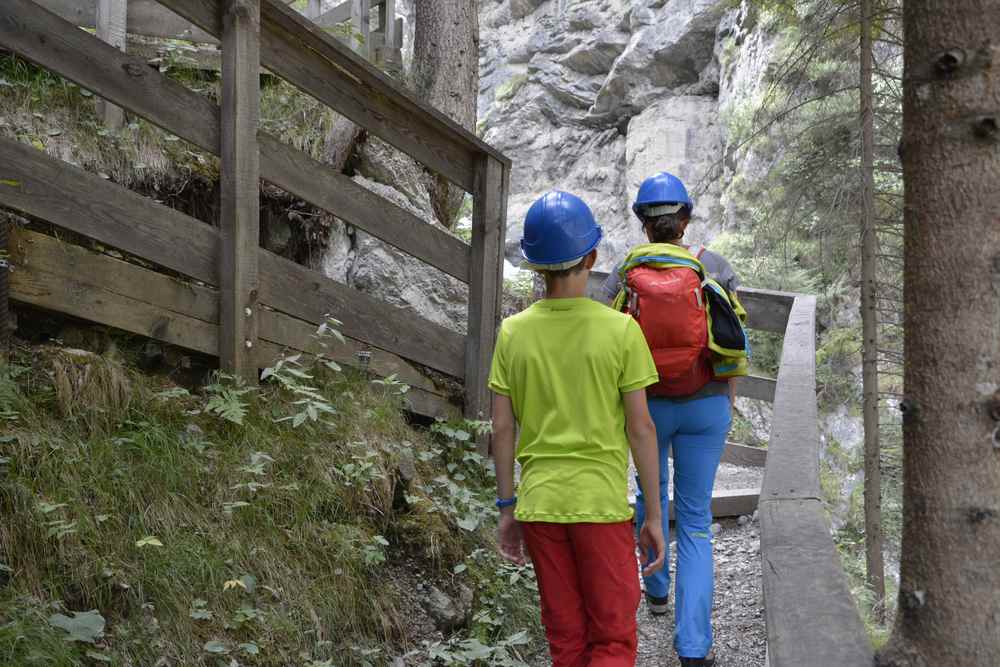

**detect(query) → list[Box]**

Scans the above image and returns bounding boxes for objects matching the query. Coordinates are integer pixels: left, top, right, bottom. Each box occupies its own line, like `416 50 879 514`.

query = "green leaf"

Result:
456 516 479 531
85 650 112 662
47 610 105 644
239 642 260 655
0 179 21 188
135 536 163 548
453 563 467 574
203 640 229 654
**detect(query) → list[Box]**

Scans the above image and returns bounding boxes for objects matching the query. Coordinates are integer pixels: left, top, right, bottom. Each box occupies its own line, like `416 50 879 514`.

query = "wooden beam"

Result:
314 1 351 27
759 498 874 665
95 0 127 130
0 1 469 282
219 0 261 381
633 489 759 520
737 287 795 334
156 0 510 192
720 441 768 467
760 296 820 501
0 138 465 378
7 228 456 418
9 229 220 355
736 374 777 402
29 0 218 43
465 157 506 429
350 0 371 59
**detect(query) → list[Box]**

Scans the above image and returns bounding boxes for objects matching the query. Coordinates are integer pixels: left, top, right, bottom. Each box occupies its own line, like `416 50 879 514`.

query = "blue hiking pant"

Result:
634 394 730 658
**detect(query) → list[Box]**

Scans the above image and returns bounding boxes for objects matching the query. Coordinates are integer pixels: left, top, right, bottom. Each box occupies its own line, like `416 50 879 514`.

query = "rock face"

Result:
479 0 778 270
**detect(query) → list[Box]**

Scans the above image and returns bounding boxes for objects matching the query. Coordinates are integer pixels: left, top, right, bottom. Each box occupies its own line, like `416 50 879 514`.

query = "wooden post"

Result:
466 156 507 450
351 0 370 59
95 0 127 130
220 0 260 382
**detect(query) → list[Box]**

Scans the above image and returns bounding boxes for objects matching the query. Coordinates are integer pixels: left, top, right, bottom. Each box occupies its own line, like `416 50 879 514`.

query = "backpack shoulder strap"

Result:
687 244 706 260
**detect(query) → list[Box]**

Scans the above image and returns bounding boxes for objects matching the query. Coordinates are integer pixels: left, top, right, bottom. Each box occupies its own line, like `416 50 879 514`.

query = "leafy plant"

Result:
47 609 105 644
203 375 253 425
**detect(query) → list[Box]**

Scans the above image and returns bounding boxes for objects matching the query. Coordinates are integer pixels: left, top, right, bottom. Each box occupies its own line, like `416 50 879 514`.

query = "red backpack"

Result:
624 252 712 397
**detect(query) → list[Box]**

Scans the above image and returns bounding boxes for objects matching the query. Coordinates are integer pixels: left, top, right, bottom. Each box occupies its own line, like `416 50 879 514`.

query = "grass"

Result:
0 337 542 666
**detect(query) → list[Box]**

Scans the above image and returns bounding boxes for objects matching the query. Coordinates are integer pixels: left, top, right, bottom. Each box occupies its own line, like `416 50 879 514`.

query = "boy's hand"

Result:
498 511 526 565
638 519 666 576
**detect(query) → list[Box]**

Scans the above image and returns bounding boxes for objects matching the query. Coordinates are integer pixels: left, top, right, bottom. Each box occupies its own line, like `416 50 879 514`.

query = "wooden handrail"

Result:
156 0 509 193
759 295 874 665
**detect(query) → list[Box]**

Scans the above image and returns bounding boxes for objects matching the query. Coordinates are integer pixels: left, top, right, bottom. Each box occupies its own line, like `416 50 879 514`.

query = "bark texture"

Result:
860 0 886 623
879 1 1000 664
411 0 479 227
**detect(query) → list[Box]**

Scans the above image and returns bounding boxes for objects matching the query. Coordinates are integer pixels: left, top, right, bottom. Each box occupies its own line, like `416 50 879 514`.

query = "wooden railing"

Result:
588 270 873 664
0 0 509 425
30 0 403 67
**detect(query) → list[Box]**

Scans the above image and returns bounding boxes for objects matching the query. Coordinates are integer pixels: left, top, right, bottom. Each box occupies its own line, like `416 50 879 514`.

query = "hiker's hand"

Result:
498 512 526 565
639 520 666 576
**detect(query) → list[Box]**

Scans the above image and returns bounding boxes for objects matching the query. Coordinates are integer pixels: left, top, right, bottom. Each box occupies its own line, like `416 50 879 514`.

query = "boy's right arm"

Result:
492 392 525 565
623 388 666 576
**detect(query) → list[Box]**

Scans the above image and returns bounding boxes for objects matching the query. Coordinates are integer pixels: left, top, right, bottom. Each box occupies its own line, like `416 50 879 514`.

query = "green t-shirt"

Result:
488 297 658 523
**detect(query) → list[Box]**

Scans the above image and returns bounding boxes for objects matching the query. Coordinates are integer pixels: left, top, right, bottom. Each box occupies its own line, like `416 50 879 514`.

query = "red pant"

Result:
521 521 640 667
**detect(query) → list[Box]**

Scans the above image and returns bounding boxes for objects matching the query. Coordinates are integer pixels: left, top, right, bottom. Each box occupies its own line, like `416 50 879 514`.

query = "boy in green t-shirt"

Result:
488 191 666 666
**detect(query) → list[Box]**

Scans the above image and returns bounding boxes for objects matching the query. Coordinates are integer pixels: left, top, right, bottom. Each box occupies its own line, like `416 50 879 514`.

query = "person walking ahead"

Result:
490 191 667 667
604 172 749 667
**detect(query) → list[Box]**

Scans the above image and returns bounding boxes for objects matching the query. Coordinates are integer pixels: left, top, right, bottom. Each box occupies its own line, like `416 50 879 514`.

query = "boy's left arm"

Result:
492 392 524 565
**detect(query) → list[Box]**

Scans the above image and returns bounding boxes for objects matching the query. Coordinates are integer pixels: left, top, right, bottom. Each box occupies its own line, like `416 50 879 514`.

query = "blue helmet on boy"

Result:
520 191 603 269
632 172 692 219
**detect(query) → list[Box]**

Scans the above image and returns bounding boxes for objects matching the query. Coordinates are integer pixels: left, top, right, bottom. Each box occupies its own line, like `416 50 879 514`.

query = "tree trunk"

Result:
411 0 479 228
879 1 1000 664
859 0 886 624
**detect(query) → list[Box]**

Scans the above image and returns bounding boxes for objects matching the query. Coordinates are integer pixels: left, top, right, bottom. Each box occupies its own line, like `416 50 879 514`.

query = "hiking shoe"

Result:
645 593 669 616
679 650 716 666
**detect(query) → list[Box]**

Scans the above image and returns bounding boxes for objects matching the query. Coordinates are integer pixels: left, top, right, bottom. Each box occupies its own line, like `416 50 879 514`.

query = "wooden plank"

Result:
0 0 222 154
760 296 821 502
7 228 455 418
759 498 874 665
258 135 470 282
30 0 218 43
219 0 261 381
465 157 505 426
736 374 777 402
0 139 466 377
0 2 468 282
634 489 759 520
95 0 127 130
720 441 768 468
156 0 510 192
258 250 466 378
8 231 219 355
314 1 351 27
351 0 371 59
0 137 220 285
737 287 795 335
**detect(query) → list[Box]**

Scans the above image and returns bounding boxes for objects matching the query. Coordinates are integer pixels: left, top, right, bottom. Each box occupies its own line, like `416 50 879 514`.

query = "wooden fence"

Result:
0 0 509 426
589 270 874 663
30 0 403 65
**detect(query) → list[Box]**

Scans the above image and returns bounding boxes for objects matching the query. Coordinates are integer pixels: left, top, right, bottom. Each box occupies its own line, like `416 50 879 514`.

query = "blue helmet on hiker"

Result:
632 172 692 220
520 191 603 271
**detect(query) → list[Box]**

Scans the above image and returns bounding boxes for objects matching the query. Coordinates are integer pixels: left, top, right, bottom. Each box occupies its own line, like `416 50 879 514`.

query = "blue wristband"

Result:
495 496 517 509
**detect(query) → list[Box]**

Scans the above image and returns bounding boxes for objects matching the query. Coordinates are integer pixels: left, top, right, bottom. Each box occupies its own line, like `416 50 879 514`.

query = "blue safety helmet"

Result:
632 172 693 220
519 191 602 268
